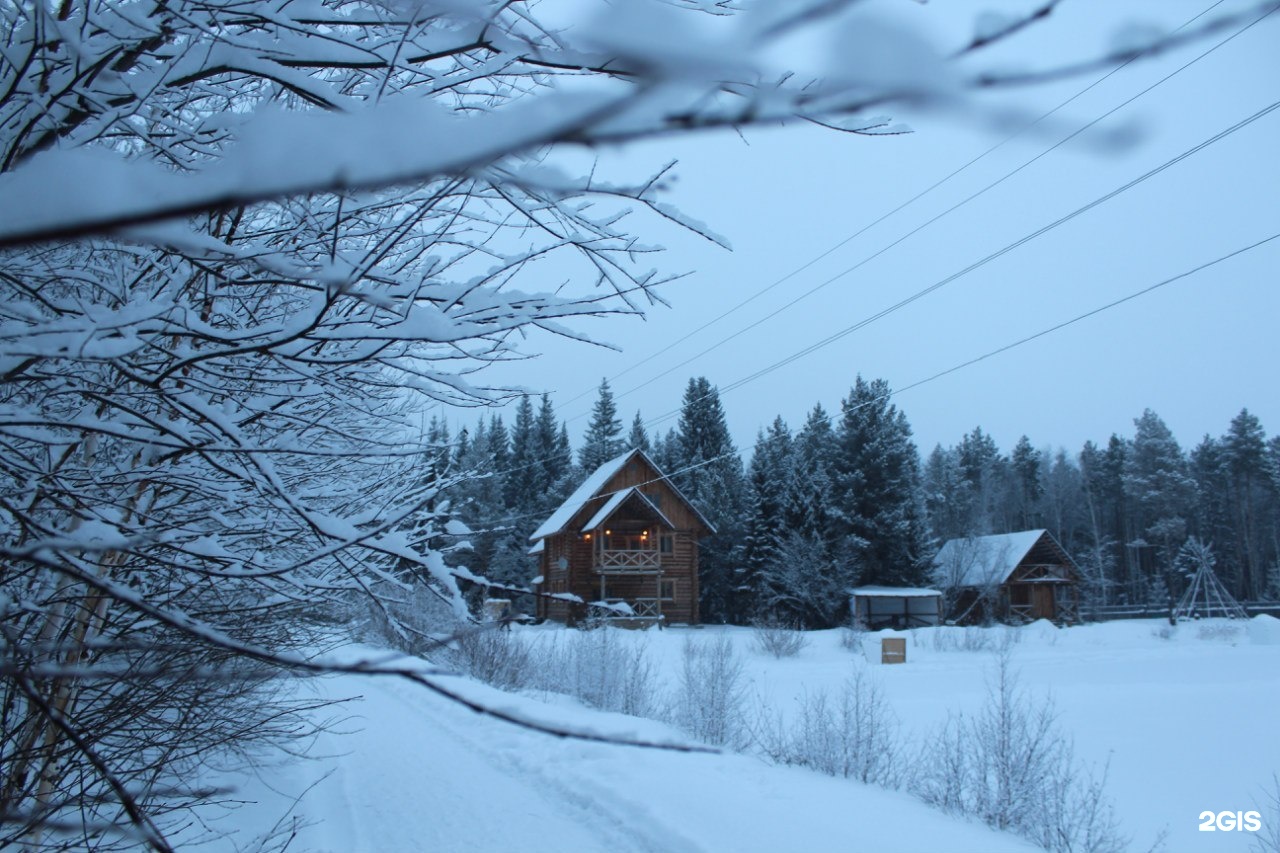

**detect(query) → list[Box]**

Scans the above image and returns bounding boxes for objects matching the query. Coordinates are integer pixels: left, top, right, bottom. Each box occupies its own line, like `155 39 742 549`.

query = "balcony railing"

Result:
597 549 661 572
602 598 661 619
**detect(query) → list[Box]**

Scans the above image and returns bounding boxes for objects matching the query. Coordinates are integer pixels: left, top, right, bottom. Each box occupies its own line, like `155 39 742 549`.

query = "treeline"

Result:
431 376 1280 625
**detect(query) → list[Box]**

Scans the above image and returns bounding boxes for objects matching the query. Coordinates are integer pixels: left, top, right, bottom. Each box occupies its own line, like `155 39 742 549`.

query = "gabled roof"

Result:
530 448 715 542
581 487 674 533
933 529 1074 588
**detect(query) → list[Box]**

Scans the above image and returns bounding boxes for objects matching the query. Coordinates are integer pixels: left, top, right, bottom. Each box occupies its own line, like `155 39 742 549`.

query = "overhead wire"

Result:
437 3 1277 511
639 94 1280 429
583 0 1274 424
550 0 1233 418
442 90 1280 514
471 229 1280 532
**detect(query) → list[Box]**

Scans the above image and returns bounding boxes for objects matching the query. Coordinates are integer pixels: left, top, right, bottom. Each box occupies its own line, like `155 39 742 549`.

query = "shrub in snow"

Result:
531 629 658 719
1196 622 1241 642
451 627 534 692
673 636 750 749
751 614 809 658
912 651 1125 853
923 624 1019 653
839 618 866 653
758 668 899 787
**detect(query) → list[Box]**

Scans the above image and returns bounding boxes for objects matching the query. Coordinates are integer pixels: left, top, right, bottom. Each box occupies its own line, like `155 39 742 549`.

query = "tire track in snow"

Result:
377 677 707 853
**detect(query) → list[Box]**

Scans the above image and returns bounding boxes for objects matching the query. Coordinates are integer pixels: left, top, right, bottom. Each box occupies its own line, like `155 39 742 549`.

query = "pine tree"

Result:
832 376 928 588
1009 435 1044 530
957 427 1006 533
923 444 970 542
1222 409 1269 598
579 378 625 471
1123 409 1194 585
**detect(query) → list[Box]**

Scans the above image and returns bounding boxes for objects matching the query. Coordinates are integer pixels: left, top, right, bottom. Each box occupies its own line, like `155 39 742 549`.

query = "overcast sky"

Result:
472 0 1280 459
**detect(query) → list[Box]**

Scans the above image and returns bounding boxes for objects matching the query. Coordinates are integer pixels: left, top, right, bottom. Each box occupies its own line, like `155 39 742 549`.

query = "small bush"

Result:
911 652 1125 853
673 635 750 748
529 628 658 718
763 668 899 787
752 615 809 658
450 626 533 691
923 625 1019 653
840 619 866 653
1196 622 1241 642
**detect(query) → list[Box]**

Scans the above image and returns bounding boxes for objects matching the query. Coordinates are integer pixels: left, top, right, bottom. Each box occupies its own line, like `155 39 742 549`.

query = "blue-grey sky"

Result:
475 0 1280 458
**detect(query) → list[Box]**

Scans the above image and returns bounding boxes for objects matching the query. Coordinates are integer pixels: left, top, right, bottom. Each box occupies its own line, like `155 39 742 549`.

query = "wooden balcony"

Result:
596 549 661 573
599 597 663 627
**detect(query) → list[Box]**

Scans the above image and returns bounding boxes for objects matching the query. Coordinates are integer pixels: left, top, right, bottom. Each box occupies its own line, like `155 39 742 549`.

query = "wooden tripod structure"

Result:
1172 539 1247 621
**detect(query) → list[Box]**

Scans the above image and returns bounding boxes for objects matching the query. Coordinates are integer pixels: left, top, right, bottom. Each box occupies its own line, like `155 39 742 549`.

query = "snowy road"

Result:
205 659 1034 853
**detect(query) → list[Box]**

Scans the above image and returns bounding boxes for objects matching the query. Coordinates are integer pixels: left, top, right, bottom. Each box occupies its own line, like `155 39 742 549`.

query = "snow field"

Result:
200 618 1280 852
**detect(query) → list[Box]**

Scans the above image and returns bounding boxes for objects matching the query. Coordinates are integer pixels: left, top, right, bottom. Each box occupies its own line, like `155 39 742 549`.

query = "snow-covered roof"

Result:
933 530 1061 587
530 448 715 542
527 539 545 556
580 487 674 533
849 586 942 598
529 449 636 541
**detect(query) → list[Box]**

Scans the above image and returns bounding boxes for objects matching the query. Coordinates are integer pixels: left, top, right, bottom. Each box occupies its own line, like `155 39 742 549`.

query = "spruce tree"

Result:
578 378 625 471
533 394 560 492
833 376 928 588
672 377 744 622
742 417 792 619
505 395 538 511
628 410 651 454
786 404 841 543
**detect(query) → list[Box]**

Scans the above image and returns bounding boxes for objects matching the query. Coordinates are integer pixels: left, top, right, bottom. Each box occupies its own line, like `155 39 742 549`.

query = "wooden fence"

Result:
1083 600 1280 622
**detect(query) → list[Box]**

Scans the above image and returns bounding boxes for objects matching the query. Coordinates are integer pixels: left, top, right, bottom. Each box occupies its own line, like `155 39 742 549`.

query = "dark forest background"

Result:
431 376 1280 626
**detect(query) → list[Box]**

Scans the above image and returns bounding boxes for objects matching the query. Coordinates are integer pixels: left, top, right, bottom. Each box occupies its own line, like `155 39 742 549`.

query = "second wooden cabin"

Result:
934 529 1081 624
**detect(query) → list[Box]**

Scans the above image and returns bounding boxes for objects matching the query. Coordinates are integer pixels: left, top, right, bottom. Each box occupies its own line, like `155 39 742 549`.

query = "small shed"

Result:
849 586 944 630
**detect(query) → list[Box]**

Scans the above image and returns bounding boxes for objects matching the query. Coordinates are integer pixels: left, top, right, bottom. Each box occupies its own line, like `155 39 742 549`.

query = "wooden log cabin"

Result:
934 529 1081 625
529 449 714 626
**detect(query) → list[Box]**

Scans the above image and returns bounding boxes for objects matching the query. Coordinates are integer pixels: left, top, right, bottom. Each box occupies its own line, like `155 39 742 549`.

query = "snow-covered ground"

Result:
197 618 1280 852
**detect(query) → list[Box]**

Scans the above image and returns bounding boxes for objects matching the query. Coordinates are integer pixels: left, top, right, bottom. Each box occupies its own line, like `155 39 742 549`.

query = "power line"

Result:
452 89 1280 505
591 0 1274 423
640 94 1280 428
549 0 1232 418
472 229 1280 531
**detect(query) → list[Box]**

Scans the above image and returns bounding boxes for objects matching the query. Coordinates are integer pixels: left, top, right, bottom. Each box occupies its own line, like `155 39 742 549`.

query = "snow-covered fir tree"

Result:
628 411 652 455
579 378 626 471
672 377 744 622
742 417 793 619
832 376 928 588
